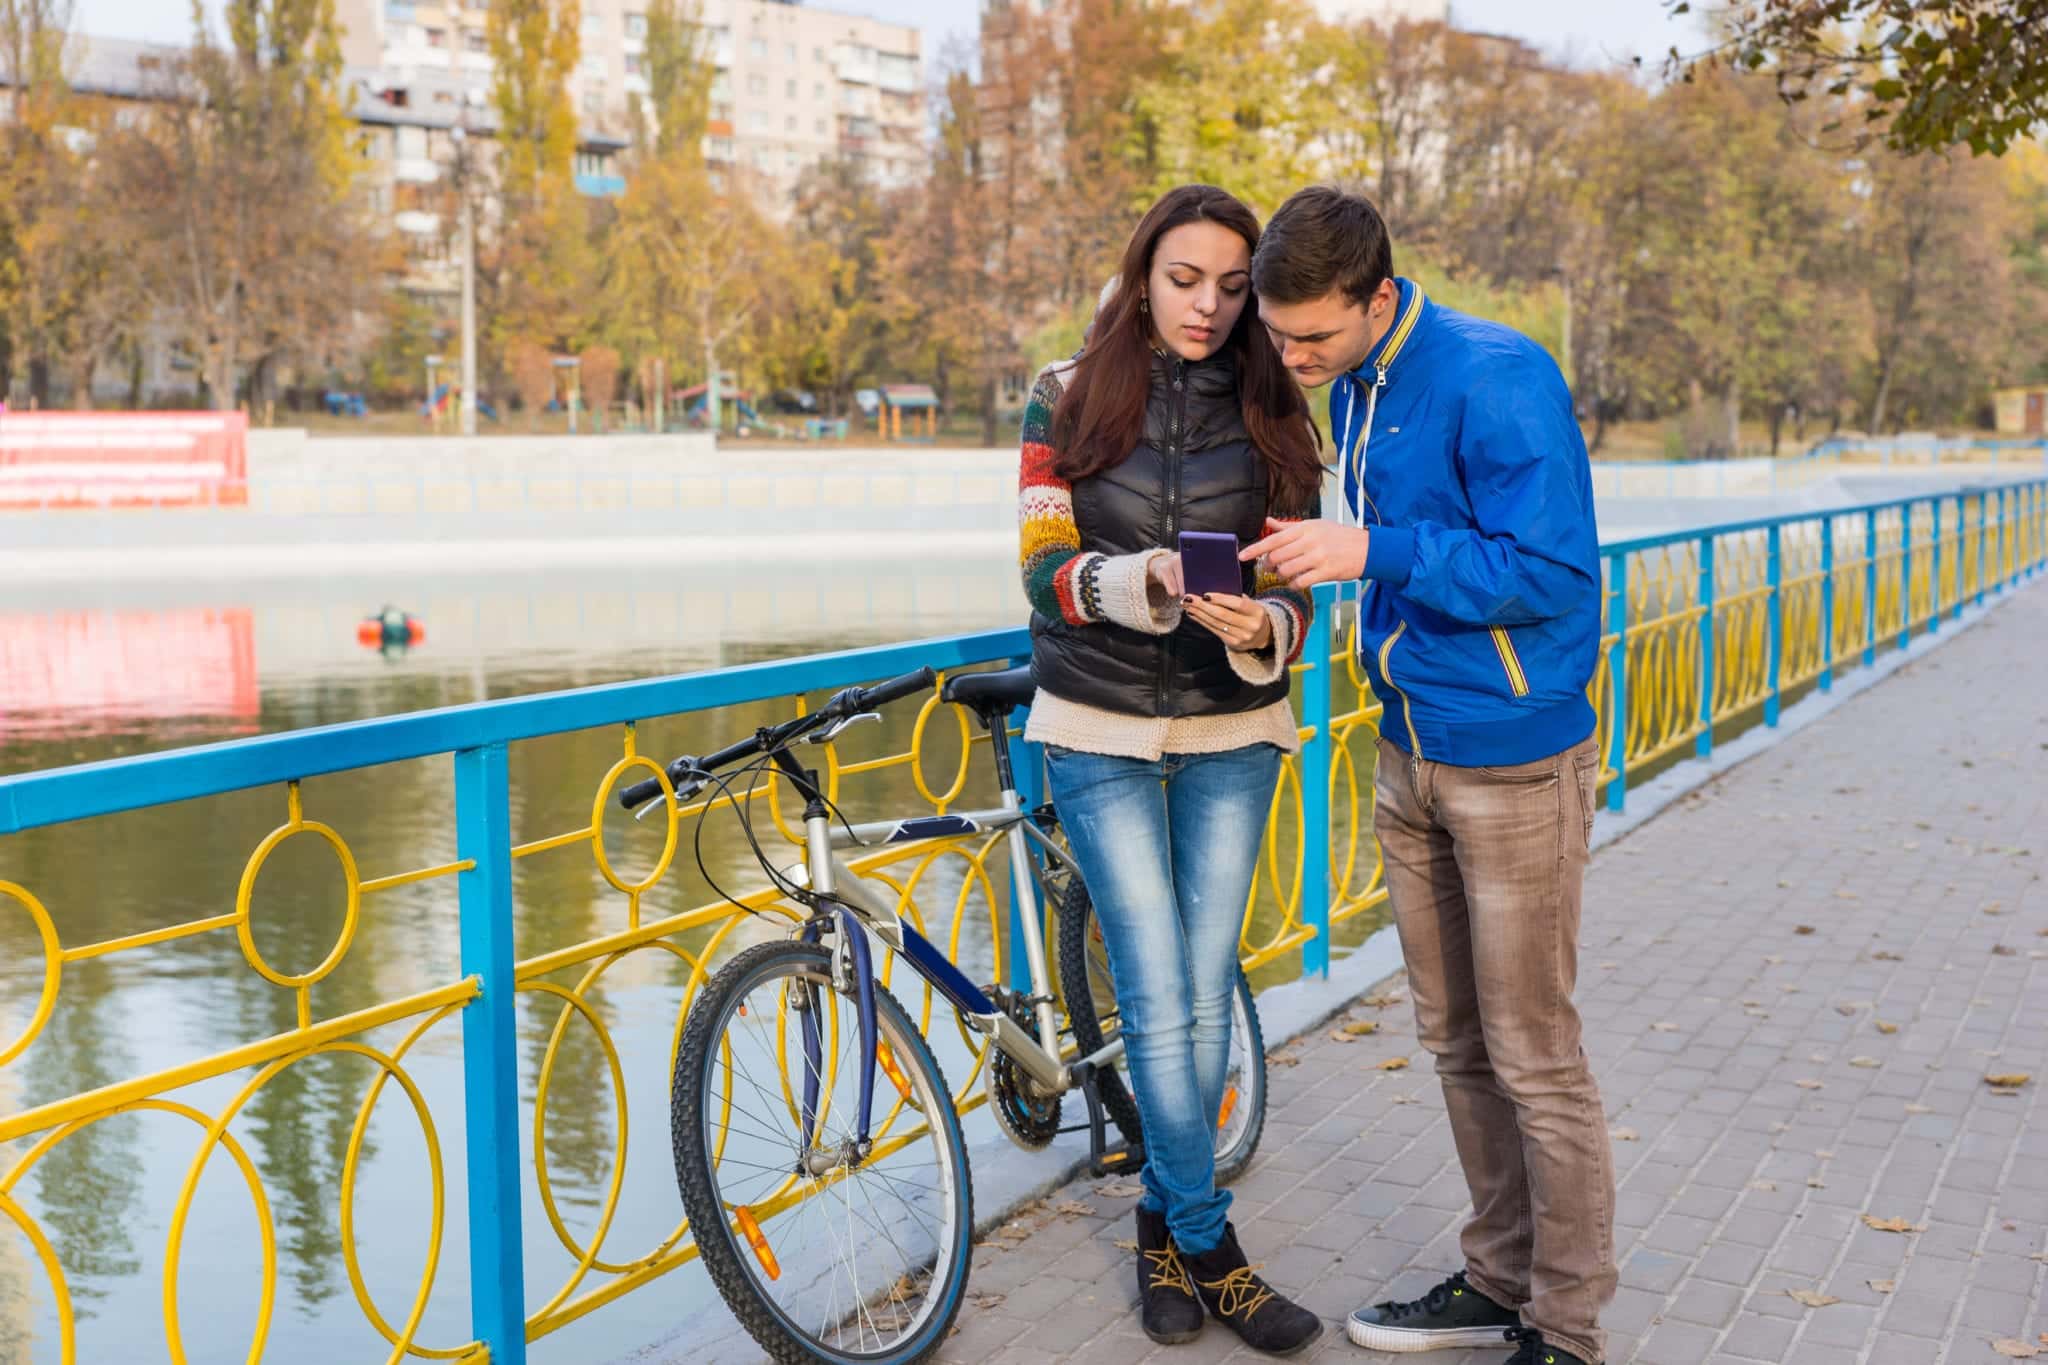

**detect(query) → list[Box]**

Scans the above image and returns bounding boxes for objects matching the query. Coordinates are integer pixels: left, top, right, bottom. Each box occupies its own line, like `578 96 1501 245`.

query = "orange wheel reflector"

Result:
877 1039 913 1098
1217 1086 1239 1131
735 1205 780 1280
738 1002 748 1018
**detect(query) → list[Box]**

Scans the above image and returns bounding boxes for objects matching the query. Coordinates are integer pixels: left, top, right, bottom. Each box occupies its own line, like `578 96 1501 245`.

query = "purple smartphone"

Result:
1178 530 1245 598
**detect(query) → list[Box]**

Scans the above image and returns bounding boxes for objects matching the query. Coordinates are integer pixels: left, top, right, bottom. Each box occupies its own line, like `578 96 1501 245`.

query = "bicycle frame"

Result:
787 794 1118 1102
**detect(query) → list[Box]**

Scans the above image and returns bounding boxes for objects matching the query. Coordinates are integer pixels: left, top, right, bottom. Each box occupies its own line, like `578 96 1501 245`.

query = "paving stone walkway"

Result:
933 579 2048 1365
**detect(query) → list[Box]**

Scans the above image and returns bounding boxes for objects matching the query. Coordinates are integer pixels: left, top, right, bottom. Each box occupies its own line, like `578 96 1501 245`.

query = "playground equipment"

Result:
422 356 498 430
877 384 940 442
678 378 778 435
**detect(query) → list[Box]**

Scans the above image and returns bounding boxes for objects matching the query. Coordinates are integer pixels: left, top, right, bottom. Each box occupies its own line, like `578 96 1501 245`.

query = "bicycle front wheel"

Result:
672 940 973 1365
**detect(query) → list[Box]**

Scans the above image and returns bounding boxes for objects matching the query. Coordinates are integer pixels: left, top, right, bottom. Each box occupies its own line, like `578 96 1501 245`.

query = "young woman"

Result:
1017 184 1324 1355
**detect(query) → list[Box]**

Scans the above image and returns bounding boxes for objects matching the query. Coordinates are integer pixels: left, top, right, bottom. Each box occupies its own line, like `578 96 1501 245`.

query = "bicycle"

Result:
619 663 1269 1364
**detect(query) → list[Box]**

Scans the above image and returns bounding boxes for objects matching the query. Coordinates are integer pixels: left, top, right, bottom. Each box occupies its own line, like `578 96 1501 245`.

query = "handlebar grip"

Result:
858 666 937 710
618 774 666 810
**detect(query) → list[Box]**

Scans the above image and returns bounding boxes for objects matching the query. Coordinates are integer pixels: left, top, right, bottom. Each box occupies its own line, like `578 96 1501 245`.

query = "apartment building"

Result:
337 0 926 209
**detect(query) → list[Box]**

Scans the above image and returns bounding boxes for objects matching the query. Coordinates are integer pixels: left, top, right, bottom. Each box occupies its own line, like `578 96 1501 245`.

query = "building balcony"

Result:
574 171 626 198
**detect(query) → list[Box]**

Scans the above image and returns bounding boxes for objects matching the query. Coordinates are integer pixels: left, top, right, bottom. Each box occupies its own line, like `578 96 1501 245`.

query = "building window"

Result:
785 114 796 131
815 117 825 136
711 73 729 99
747 73 766 94
783 42 796 62
709 137 733 160
625 12 646 37
749 37 766 59
425 26 445 46
813 82 824 100
626 54 642 75
814 46 824 63
785 78 796 98
582 12 601 35
785 150 800 170
745 109 769 132
464 31 486 52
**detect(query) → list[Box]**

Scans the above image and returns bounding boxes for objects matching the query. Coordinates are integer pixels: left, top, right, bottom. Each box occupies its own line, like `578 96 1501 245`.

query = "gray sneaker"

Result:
1345 1271 1520 1352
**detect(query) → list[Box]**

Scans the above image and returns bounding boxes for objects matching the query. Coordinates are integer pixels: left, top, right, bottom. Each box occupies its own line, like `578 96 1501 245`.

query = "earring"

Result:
1139 296 1149 312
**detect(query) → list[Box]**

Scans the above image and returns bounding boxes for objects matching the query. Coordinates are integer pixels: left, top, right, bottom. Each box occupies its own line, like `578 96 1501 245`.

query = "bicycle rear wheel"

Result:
1057 881 1269 1183
672 940 973 1365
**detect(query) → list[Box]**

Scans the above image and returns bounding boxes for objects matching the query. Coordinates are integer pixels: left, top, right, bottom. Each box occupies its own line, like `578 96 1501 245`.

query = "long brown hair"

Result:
1052 185 1323 510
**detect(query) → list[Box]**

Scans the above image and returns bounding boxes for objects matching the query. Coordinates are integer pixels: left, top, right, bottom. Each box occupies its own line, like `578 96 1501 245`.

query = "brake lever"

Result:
807 711 882 745
633 770 710 820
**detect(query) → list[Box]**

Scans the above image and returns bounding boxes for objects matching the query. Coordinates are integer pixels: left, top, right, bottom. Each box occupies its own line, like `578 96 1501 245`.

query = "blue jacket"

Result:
1330 279 1601 769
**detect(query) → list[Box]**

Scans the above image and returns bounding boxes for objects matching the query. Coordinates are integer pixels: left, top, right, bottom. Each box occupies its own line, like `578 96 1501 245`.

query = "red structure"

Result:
0 411 250 508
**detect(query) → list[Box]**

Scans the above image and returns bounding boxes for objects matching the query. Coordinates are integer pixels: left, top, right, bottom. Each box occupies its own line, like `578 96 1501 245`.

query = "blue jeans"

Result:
1045 742 1281 1255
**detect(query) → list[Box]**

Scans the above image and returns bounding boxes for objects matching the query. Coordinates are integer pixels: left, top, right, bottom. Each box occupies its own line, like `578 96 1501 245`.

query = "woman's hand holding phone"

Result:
1184 592 1272 652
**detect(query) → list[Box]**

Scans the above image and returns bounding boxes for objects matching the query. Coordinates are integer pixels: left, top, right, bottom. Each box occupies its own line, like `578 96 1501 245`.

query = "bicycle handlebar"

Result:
617 666 937 811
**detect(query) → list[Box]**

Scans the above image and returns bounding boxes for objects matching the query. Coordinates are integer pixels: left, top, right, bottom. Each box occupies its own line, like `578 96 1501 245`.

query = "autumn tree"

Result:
100 0 370 410
606 155 784 424
1858 151 2016 431
488 0 591 357
636 0 711 161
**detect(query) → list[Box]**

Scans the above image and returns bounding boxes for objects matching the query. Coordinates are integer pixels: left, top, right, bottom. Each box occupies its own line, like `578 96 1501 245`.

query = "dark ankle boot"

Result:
1135 1206 1205 1344
1184 1222 1323 1356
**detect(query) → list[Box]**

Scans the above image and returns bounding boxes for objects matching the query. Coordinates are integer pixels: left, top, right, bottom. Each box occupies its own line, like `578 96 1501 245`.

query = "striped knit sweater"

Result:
1018 360 1317 760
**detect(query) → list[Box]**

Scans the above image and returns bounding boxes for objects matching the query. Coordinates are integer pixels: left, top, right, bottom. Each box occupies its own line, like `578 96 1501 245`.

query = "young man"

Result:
1242 186 1616 1365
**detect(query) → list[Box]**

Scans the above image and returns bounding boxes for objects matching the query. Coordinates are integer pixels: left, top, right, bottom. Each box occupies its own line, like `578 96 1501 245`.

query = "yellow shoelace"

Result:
1143 1245 1194 1293
1199 1264 1275 1320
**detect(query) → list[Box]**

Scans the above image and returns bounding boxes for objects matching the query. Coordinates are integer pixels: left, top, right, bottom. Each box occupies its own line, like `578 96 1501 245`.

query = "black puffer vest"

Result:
1031 350 1287 718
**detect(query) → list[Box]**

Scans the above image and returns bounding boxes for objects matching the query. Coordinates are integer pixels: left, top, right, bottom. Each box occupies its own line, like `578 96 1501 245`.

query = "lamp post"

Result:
451 95 480 437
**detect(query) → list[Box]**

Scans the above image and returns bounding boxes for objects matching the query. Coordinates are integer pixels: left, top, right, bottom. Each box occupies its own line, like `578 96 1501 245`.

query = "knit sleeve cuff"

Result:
1225 602 1296 685
1093 549 1184 634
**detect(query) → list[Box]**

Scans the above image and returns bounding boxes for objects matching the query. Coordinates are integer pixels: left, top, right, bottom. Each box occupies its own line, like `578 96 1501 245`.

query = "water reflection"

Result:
0 557 1027 1364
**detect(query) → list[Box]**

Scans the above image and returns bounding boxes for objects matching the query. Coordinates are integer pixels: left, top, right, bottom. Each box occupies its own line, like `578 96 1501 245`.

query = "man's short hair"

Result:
1252 186 1394 310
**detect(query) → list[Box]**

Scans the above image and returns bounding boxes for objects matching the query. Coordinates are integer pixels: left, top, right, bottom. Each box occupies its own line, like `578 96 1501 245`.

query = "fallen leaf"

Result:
1375 1057 1410 1071
1859 1215 1924 1234
1808 1177 1828 1189
1361 991 1406 1009
1993 945 2018 956
1873 950 1904 961
1816 1149 1835 1158
1876 1021 1899 1034
1328 1028 1360 1044
1867 1279 1896 1293
1796 1079 1826 1090
1095 1181 1145 1199
1652 1022 1679 1033
1986 1073 2032 1089
1111 1239 1136 1252
1611 1127 1640 1141
1749 1179 1777 1191
1389 1094 1417 1105
1598 961 1619 970
1835 889 1860 901
1984 901 2004 914
1794 924 1816 935
1905 1103 1933 1115
1054 1201 1096 1217
969 1290 1008 1310
1991 1341 2041 1359
1340 1019 1381 1036
1787 1289 1840 1307
1764 954 1786 965
1835 1004 1859 1016
1268 1050 1301 1068
1851 1056 1881 1068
